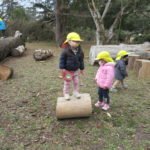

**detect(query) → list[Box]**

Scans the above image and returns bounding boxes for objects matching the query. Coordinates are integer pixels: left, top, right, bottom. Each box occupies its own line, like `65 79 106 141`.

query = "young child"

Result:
111 50 129 92
0 18 6 37
59 32 84 100
95 51 115 110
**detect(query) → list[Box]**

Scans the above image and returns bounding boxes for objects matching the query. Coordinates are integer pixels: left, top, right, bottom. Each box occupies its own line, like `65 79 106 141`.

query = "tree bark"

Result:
0 33 25 61
55 0 67 47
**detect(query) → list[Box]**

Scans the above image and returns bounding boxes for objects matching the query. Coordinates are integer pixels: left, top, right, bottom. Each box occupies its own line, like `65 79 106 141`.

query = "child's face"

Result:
99 59 107 65
68 40 80 48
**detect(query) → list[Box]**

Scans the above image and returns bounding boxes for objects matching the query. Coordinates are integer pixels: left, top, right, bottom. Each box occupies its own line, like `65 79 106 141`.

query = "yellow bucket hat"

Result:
116 50 129 60
64 32 83 43
95 51 114 62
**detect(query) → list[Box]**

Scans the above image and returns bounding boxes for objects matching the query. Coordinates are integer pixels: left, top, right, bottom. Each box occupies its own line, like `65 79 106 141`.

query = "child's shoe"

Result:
73 91 81 98
64 94 70 100
122 85 128 89
102 104 110 110
95 101 105 107
110 88 118 92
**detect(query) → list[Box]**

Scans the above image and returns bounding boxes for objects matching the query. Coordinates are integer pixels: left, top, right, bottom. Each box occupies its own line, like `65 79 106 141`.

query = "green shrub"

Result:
133 34 150 44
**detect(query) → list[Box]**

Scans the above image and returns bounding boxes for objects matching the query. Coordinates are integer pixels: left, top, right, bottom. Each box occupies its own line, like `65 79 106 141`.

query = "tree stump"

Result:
128 54 140 70
133 59 143 76
0 65 13 80
56 93 92 119
138 60 150 79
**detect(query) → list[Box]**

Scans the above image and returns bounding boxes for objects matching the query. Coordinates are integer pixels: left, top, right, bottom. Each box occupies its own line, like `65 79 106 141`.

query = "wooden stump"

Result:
128 54 140 70
138 60 150 79
0 65 13 80
56 93 92 119
133 59 143 76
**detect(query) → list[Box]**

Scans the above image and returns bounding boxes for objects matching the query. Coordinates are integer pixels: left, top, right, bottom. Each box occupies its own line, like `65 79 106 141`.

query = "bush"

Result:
133 34 150 44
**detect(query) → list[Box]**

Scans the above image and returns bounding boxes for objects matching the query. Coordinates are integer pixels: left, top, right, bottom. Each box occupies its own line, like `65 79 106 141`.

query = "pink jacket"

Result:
95 62 115 89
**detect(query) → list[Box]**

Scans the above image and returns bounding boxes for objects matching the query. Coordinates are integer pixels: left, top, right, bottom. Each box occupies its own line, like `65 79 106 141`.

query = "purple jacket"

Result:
95 62 115 89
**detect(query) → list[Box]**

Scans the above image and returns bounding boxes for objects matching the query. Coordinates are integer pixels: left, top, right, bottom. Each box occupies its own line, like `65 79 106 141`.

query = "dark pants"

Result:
98 87 110 104
1 30 6 36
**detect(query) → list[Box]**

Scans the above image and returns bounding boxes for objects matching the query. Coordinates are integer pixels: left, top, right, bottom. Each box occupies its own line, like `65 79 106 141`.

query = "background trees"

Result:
0 0 149 45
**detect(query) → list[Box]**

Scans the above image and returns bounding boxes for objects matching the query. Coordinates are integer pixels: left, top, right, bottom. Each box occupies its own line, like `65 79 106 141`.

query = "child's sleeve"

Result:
59 51 67 69
79 52 84 70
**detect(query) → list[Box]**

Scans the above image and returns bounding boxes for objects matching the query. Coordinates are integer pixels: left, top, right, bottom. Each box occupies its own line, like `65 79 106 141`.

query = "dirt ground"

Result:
0 42 150 150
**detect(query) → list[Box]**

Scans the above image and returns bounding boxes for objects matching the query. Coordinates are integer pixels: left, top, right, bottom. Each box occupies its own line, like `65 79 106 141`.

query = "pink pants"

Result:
63 71 79 95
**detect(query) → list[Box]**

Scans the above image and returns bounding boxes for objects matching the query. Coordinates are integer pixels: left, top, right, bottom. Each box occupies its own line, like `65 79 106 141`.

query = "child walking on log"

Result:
95 51 115 110
59 32 84 100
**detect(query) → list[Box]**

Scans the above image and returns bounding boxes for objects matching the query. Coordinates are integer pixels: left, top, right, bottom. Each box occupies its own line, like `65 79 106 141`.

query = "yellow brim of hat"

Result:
64 39 84 43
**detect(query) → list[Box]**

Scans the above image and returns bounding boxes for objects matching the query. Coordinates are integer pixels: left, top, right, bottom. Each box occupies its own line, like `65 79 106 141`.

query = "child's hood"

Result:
104 62 115 67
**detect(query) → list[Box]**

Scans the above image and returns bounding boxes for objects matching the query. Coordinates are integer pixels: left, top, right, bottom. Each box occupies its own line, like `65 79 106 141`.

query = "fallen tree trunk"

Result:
0 31 25 61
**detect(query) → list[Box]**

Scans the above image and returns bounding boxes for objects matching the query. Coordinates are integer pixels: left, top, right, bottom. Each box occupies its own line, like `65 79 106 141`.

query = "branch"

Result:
101 0 111 22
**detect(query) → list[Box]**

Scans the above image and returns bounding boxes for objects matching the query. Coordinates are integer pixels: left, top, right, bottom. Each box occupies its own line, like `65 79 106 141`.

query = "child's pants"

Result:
112 79 125 88
63 71 79 95
98 87 110 104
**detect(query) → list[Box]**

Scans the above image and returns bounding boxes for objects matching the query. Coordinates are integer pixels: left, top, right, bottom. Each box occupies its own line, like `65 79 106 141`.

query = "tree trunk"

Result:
55 0 67 47
0 32 25 61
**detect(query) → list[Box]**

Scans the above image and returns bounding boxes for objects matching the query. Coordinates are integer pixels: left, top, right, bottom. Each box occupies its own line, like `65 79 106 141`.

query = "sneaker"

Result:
102 104 110 110
110 88 118 92
73 91 81 98
64 94 70 100
95 101 105 107
122 85 128 89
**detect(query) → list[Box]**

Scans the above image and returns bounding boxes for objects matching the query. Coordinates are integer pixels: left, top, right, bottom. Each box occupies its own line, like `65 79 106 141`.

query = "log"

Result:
133 59 143 76
33 49 53 61
138 60 150 79
89 42 150 65
0 31 25 61
56 93 92 119
0 65 13 80
128 54 140 70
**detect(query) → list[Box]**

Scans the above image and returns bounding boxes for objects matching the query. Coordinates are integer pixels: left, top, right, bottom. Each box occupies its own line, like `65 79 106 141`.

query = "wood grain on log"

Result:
0 65 13 80
56 93 92 119
138 60 150 79
133 59 143 76
128 54 140 70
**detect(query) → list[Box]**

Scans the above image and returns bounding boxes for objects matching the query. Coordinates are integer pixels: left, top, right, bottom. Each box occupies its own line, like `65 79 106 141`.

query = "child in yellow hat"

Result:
59 32 84 100
110 50 129 92
95 51 115 110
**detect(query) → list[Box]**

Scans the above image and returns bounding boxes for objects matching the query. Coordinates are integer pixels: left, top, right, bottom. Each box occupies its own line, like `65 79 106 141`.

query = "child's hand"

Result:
80 70 84 75
60 69 65 77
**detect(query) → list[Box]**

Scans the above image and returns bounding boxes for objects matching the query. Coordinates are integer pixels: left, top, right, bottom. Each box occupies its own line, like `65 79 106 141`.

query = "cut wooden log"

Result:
128 54 140 70
33 49 53 61
138 60 150 79
56 93 92 119
0 31 25 61
0 65 13 80
133 59 143 76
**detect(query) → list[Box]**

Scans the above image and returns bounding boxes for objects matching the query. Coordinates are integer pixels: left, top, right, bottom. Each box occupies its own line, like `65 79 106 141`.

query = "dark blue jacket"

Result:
115 59 128 80
59 45 84 71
